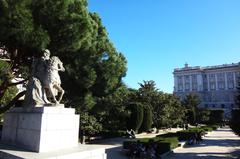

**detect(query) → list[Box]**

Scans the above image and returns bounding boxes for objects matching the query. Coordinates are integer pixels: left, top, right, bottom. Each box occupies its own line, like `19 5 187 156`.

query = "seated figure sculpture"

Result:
24 49 65 107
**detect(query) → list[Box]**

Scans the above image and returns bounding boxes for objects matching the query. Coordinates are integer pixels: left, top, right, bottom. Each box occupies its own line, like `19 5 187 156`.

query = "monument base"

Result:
0 143 107 159
2 106 79 152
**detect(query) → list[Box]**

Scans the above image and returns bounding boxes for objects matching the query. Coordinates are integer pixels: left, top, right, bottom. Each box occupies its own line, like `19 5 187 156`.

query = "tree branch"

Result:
0 91 26 114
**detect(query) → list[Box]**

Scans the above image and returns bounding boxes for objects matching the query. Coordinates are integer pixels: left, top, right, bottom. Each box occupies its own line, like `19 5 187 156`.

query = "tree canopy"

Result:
0 0 127 115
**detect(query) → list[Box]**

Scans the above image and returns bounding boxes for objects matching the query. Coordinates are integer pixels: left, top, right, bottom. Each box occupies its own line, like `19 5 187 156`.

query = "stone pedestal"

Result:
1 106 80 152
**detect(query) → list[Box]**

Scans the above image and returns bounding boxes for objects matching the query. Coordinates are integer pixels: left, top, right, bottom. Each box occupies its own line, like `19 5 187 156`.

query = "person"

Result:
130 129 136 139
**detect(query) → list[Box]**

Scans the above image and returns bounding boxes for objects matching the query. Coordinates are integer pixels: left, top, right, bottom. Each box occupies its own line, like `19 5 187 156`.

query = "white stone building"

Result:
173 63 240 117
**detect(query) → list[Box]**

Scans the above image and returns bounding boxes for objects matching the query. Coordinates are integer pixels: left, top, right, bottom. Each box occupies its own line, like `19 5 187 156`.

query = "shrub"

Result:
127 103 144 132
209 125 219 130
176 128 205 141
139 105 153 132
230 109 240 135
122 140 137 149
138 137 179 155
208 110 224 125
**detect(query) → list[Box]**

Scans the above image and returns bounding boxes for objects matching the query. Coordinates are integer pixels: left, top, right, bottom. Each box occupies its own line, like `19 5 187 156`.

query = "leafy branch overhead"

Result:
0 0 127 114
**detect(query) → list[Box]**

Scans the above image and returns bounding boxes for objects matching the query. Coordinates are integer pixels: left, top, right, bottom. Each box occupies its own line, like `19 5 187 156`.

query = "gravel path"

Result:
168 127 240 159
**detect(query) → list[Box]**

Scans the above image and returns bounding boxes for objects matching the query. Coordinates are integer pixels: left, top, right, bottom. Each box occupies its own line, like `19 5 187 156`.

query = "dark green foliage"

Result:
209 109 224 125
157 126 215 141
176 128 205 141
230 109 240 135
0 0 127 137
138 137 178 154
93 84 130 131
79 112 102 136
123 137 179 155
126 103 144 132
129 81 185 131
182 94 201 125
197 109 211 124
230 78 240 135
235 77 240 109
0 61 18 107
139 105 153 132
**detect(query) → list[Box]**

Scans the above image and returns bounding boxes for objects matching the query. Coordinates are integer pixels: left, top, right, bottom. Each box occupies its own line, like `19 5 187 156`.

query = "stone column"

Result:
224 72 228 90
207 74 210 91
182 75 185 92
174 75 178 92
190 74 192 91
215 74 218 90
197 74 203 91
234 72 237 89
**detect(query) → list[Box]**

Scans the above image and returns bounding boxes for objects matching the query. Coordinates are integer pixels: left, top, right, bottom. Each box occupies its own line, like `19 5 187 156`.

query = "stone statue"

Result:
43 56 65 104
24 49 65 107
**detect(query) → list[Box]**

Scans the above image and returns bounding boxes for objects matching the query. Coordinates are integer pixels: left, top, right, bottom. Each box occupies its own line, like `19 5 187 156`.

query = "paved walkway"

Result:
168 127 240 159
89 128 183 159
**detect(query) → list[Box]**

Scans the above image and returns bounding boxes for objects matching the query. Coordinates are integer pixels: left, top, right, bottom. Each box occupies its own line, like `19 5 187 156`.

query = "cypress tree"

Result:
127 103 144 133
139 105 153 132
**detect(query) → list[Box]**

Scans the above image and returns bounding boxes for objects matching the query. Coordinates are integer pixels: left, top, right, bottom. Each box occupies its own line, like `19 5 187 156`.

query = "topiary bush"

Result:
139 105 153 133
208 110 224 125
127 102 144 132
230 109 240 135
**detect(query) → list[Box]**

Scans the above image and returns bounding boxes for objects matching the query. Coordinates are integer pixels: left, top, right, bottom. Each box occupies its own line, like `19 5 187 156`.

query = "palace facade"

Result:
173 63 240 117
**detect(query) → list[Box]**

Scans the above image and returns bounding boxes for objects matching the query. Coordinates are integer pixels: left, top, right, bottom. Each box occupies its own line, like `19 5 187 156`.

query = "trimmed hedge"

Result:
123 125 217 156
156 125 217 141
123 136 179 155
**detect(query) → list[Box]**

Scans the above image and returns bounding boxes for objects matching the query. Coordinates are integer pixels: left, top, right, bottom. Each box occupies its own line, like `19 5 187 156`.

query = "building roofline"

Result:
174 62 239 72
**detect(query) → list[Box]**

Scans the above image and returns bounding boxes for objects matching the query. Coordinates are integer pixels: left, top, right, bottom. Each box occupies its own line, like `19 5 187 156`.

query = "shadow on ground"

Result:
170 151 240 159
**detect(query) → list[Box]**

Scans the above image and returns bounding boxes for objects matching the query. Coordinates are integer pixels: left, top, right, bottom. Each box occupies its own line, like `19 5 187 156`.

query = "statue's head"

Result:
43 49 50 59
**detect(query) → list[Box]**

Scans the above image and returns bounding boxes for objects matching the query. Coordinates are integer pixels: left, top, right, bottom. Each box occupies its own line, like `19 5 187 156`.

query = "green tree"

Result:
230 78 240 135
93 84 130 131
0 0 127 119
139 105 153 132
127 102 144 133
0 60 18 112
230 109 240 135
154 93 184 129
80 112 102 136
182 94 201 125
129 81 184 131
209 109 224 125
197 109 211 124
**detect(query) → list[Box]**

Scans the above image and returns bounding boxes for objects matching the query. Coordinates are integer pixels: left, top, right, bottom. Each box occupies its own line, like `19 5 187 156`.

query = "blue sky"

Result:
88 0 240 93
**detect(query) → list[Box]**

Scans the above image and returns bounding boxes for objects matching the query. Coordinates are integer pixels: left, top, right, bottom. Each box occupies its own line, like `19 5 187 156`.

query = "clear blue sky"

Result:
88 0 240 93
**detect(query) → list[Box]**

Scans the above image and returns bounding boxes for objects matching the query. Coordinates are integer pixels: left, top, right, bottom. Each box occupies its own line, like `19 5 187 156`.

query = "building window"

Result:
209 74 216 90
203 74 208 91
217 73 225 90
184 75 190 91
221 104 225 108
210 83 215 90
227 72 234 89
177 76 183 91
192 74 197 91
